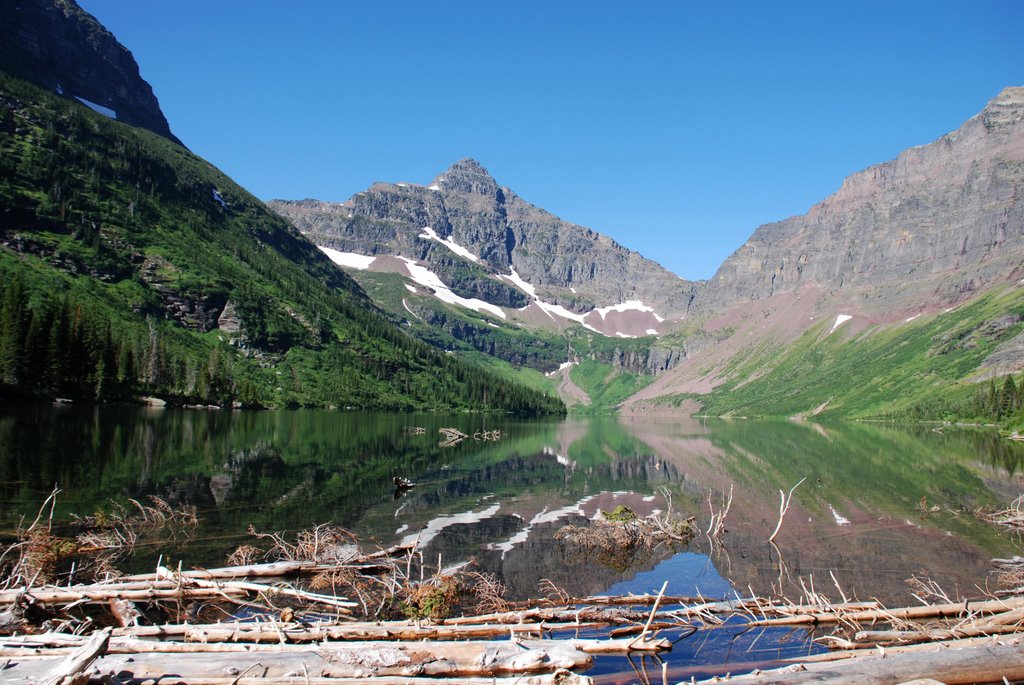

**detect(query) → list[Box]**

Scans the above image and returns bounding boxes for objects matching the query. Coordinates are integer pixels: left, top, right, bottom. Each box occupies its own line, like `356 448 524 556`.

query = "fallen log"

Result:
745 596 1024 627
0 635 668 657
154 566 357 610
90 673 593 685
848 622 1024 648
694 637 1024 684
40 626 110 685
4 585 249 606
182 621 607 643
92 638 593 678
441 606 647 625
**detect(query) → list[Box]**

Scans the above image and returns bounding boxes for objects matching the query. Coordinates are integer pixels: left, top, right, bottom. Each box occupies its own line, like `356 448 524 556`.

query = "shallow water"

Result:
2 406 1022 676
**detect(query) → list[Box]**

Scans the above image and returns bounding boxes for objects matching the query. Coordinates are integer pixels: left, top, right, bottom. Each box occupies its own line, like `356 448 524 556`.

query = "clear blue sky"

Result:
80 0 1023 281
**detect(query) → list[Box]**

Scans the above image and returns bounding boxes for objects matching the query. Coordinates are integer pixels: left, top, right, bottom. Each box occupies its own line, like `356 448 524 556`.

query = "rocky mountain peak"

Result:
981 86 1024 131
447 158 491 176
0 0 181 145
433 158 499 196
692 86 1024 316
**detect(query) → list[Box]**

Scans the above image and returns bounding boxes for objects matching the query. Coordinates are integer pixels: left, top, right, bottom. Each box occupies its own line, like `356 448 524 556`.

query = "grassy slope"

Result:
653 285 1024 420
569 358 654 414
0 73 562 413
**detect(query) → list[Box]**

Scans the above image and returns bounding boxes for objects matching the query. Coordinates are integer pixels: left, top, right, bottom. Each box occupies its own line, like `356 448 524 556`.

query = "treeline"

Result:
0 73 563 414
888 374 1024 426
0 268 252 405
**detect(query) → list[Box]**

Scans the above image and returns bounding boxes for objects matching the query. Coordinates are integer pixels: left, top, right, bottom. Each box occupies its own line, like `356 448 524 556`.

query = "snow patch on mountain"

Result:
830 314 852 333
398 257 506 319
319 246 376 270
594 300 665 322
74 96 116 119
419 226 480 263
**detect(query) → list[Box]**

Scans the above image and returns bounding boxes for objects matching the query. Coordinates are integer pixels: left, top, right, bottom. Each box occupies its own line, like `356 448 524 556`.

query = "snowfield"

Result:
318 246 376 270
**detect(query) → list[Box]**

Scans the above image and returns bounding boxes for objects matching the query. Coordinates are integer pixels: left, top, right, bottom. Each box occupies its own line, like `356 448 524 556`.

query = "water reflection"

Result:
1 407 1022 605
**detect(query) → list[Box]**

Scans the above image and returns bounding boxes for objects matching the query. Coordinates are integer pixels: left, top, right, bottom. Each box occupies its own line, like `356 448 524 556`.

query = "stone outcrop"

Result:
694 87 1024 314
0 0 180 144
270 160 698 319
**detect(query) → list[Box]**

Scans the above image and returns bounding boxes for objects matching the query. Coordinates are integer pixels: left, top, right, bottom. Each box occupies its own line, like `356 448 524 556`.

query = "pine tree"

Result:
0 272 27 385
1001 375 1018 419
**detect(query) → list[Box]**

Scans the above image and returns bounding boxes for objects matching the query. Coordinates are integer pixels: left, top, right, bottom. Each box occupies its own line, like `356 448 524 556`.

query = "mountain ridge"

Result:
270 158 698 326
693 86 1024 315
0 0 181 145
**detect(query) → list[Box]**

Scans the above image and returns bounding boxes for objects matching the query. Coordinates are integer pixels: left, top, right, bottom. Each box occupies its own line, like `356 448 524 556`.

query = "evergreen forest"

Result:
0 74 563 414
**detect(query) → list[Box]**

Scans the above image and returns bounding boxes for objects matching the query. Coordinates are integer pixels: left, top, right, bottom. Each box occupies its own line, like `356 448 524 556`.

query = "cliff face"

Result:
695 87 1024 314
271 159 699 319
0 0 181 144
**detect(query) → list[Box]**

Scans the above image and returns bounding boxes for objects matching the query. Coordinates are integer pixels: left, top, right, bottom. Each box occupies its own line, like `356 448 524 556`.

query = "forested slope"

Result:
0 74 563 414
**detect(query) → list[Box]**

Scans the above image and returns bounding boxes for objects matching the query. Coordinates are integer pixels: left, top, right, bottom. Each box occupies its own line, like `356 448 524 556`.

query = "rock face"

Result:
694 87 1024 314
270 159 697 319
0 0 180 144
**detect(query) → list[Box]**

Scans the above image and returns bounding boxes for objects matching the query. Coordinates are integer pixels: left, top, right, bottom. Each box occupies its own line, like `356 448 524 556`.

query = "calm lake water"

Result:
2 407 1023 679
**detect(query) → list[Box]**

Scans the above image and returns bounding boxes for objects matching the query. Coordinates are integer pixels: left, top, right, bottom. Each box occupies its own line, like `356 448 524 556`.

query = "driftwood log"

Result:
3 638 597 680
696 636 1024 684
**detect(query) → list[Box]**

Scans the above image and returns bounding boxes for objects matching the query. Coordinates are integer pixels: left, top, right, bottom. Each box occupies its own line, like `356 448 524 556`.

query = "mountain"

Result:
270 159 697 328
270 161 702 410
271 90 1024 418
625 87 1024 420
0 0 180 145
0 1 562 414
695 87 1024 315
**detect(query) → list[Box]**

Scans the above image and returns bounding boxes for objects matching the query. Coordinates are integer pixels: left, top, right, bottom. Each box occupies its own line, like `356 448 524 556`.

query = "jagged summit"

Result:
446 158 491 175
271 160 696 322
0 0 181 145
432 158 497 196
980 86 1024 130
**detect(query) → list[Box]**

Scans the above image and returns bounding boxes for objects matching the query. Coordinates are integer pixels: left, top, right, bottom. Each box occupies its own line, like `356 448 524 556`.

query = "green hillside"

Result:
653 285 1024 422
0 74 563 414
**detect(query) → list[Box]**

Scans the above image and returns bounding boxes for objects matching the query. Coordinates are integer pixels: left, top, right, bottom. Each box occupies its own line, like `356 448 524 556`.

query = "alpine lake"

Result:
2 406 1024 682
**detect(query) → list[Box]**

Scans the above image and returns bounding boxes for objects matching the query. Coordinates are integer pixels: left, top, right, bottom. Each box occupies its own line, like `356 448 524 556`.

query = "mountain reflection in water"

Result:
1 407 1022 605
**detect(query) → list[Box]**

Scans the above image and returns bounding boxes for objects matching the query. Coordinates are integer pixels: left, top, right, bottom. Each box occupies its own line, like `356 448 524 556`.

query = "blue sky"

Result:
80 1 1023 280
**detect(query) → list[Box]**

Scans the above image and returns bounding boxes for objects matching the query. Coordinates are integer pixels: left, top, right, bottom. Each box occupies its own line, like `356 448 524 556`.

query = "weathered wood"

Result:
182 621 606 643
850 622 1024 648
5 585 248 605
746 596 1024 627
695 637 1024 684
154 565 357 610
441 606 647 625
90 638 593 678
161 675 594 685
41 626 110 685
88 673 593 685
108 598 142 627
0 634 667 656
797 635 1024 663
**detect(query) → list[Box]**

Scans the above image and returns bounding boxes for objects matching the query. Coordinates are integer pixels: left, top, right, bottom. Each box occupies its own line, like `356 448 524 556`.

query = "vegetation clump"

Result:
556 500 695 573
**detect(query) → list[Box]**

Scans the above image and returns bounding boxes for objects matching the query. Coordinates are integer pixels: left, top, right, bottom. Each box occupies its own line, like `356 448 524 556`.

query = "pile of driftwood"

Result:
4 557 1024 684
0 550 671 685
5 490 1024 685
